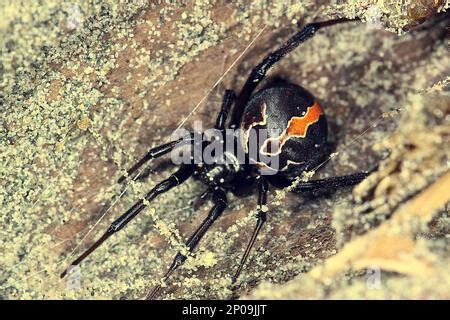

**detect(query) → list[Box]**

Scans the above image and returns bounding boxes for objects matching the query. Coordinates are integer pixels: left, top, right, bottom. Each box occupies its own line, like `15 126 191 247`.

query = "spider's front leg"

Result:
147 188 228 299
118 133 194 183
60 164 195 278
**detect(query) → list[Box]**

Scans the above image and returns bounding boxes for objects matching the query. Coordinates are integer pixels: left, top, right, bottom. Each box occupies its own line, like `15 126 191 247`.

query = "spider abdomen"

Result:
239 83 328 175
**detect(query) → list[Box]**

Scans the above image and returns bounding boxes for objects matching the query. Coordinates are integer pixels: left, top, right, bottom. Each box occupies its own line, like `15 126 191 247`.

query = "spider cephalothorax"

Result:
61 18 374 299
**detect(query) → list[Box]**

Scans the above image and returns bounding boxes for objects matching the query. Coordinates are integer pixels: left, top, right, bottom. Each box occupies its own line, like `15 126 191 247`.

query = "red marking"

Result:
286 101 323 138
260 101 323 156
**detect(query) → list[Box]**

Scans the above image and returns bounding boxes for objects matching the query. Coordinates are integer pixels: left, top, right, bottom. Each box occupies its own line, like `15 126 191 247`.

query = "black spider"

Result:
61 18 375 299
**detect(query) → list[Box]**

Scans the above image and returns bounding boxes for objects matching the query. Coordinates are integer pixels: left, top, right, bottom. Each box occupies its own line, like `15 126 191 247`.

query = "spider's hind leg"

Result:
230 18 354 127
215 89 236 130
291 166 378 194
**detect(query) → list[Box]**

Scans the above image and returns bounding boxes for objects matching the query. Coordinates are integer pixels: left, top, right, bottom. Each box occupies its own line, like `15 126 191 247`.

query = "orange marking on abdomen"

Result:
286 101 323 138
260 101 323 156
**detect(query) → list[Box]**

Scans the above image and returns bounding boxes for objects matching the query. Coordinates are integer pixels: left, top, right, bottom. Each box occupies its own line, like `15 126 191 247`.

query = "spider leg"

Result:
147 189 228 299
232 176 269 284
215 89 236 130
230 18 354 127
133 160 173 182
291 171 373 193
60 164 195 278
118 134 194 183
193 188 212 211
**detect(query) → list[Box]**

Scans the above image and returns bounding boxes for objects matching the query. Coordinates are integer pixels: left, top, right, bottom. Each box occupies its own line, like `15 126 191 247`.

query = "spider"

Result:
61 17 375 299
